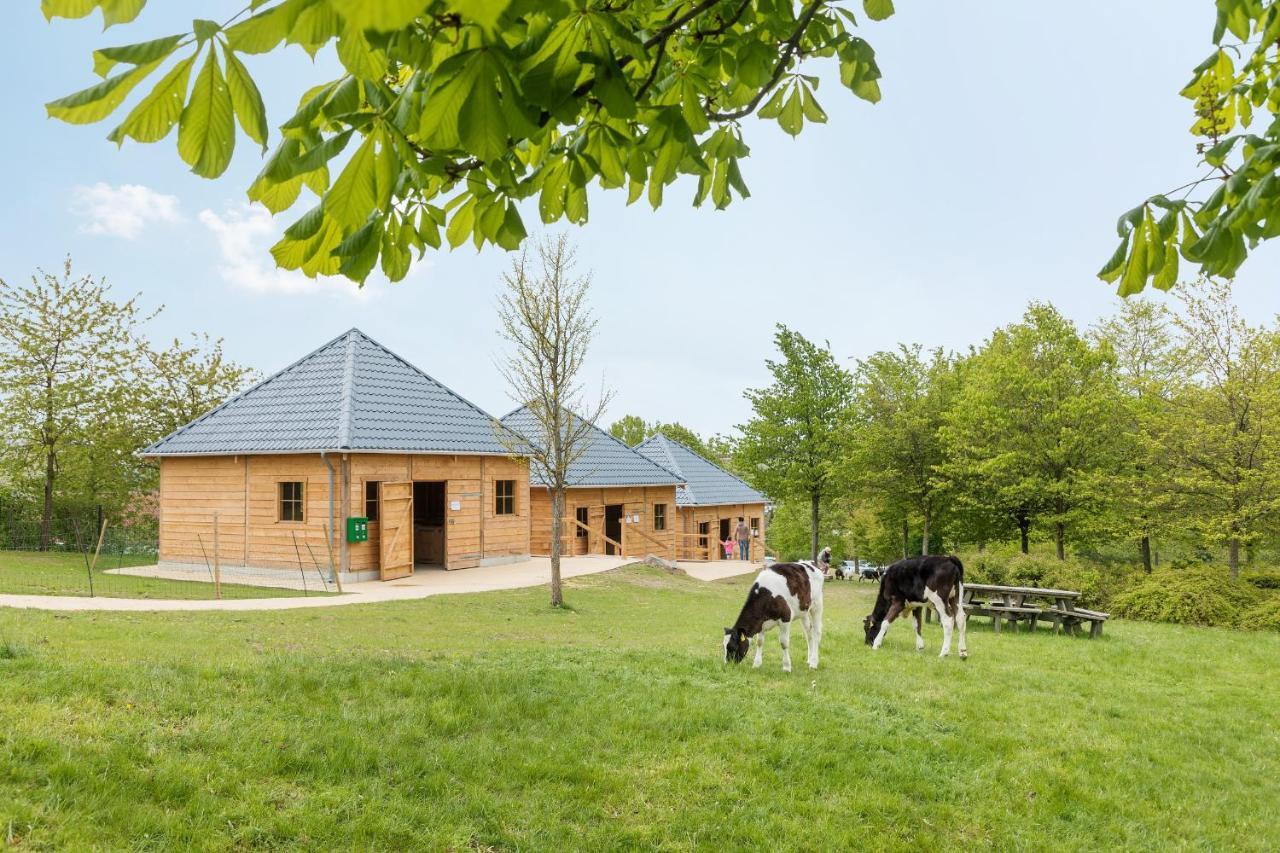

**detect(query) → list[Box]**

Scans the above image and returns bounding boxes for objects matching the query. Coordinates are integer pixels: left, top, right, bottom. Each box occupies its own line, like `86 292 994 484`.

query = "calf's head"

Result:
862 613 880 645
723 627 751 663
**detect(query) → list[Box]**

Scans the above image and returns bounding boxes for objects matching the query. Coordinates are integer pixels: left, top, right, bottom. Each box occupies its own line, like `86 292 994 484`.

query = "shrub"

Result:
956 551 1136 610
1243 595 1280 631
1111 567 1261 628
1243 570 1280 591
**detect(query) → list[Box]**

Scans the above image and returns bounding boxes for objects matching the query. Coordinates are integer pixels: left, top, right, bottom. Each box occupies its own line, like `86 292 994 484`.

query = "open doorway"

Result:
413 481 446 566
604 504 623 555
719 518 731 558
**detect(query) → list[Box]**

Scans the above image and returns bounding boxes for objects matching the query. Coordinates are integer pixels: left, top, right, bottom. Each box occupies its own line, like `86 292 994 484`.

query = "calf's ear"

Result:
724 627 732 635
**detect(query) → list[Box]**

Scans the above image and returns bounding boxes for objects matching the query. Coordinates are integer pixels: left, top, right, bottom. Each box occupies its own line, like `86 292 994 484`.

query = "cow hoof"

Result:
751 660 762 669
938 652 949 659
960 650 969 660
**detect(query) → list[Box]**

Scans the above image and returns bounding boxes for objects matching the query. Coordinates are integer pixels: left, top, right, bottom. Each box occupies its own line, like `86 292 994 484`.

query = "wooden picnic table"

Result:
927 582 1109 637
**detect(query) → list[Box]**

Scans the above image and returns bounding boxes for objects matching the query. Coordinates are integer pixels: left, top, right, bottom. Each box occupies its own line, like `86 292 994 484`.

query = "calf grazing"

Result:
863 555 968 659
723 562 825 672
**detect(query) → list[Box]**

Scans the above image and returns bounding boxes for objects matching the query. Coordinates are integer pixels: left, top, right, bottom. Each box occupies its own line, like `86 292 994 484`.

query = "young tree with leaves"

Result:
942 304 1125 560
497 234 610 607
41 0 893 286
1153 279 1280 579
844 344 953 555
608 414 648 447
737 325 853 561
138 333 258 439
0 260 152 548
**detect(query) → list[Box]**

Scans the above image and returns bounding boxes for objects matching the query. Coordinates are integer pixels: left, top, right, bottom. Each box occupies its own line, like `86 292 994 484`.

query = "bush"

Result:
1111 567 1261 628
1243 570 1280 591
956 551 1136 610
1243 595 1280 631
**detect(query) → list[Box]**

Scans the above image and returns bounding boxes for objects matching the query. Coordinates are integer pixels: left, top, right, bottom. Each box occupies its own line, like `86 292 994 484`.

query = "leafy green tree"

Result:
737 324 853 560
942 304 1125 560
1152 279 1280 579
138 334 259 440
43 0 892 286
844 344 953 555
1100 2 1280 294
1092 299 1180 572
0 259 152 548
608 414 648 447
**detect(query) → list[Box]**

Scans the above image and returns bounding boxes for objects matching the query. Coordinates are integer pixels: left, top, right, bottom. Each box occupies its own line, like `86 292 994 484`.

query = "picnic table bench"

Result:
926 582 1109 638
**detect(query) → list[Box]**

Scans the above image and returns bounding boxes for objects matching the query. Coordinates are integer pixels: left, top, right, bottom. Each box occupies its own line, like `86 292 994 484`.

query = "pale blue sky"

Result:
3 2 1279 436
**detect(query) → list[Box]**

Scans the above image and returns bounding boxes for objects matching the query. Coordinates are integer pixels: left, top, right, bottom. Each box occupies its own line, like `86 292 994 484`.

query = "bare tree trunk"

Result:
1228 536 1240 580
550 487 565 606
921 511 930 556
40 450 55 551
809 493 820 561
1017 515 1030 555
1139 535 1152 573
901 519 908 559
1054 522 1065 561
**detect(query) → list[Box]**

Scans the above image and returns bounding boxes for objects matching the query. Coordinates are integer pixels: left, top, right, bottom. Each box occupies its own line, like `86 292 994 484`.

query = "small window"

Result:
654 503 667 531
751 517 760 536
495 479 516 515
575 506 589 538
279 481 304 522
365 481 380 522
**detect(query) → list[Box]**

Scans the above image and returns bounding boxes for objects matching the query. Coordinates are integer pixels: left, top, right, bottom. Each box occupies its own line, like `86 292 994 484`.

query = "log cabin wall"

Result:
675 503 768 561
526 485 679 558
158 452 530 575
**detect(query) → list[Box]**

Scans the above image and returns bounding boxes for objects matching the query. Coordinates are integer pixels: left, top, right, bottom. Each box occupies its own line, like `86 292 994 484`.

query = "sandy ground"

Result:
0 555 637 612
675 560 762 582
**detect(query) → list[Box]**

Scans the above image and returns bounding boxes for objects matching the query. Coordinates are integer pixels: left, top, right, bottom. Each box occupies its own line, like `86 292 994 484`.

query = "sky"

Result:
4 1 1280 438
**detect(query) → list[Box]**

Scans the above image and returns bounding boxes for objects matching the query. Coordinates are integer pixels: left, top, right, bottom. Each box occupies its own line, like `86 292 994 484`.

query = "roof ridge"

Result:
637 434 684 479
141 327 353 455
336 329 357 449
656 434 767 501
501 405 684 485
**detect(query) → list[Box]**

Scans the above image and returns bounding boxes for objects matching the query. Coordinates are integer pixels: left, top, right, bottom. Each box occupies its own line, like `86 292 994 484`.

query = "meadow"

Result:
0 551 331 600
1 564 1277 850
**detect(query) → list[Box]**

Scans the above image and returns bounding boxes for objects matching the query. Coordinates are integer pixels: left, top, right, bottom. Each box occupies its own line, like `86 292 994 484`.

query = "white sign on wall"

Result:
450 500 461 511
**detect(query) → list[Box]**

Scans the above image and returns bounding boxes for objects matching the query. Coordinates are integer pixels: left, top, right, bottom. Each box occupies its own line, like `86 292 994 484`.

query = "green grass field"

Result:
1 564 1277 850
0 551 331 599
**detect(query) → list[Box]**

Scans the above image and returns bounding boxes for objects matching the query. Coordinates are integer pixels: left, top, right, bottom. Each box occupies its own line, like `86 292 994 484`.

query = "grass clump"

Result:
1242 595 1280 631
1112 566 1261 628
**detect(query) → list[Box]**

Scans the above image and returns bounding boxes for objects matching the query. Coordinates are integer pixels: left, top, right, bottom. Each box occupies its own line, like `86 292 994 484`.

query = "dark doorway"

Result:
719 519 731 558
604 504 623 555
413 481 446 566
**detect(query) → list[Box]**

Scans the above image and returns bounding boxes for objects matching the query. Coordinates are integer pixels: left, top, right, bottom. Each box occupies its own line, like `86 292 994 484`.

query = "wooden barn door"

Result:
379 481 414 580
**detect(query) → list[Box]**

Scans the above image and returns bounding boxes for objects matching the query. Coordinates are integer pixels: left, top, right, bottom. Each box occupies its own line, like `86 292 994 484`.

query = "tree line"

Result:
0 260 254 548
616 279 1280 579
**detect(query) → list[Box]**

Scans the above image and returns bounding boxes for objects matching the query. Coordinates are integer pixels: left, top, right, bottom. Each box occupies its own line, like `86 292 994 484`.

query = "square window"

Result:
279 481 304 522
495 479 516 515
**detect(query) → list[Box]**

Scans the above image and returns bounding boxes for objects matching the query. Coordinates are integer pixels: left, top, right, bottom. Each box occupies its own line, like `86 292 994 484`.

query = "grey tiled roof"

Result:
500 406 684 488
141 329 520 456
635 434 767 507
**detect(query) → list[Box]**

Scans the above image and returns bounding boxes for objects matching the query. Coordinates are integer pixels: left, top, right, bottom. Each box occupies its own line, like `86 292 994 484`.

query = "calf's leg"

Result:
752 632 764 668
807 603 823 669
778 620 793 672
872 600 904 650
957 600 969 659
924 589 953 657
912 608 925 651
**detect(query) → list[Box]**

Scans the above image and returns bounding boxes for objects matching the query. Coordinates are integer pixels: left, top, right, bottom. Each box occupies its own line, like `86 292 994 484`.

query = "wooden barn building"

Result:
634 434 769 561
500 407 684 560
142 329 530 582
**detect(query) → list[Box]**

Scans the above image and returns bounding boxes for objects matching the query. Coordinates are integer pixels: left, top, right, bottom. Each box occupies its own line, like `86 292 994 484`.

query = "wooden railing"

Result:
625 523 676 563
568 516 623 555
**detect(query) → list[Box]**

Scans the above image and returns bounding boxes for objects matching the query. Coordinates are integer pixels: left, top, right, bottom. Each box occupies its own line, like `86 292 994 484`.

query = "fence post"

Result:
213 512 222 600
86 517 107 598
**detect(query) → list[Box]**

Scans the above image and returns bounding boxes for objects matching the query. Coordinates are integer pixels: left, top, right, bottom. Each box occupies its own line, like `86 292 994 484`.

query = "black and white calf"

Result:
863 555 968 659
723 562 825 672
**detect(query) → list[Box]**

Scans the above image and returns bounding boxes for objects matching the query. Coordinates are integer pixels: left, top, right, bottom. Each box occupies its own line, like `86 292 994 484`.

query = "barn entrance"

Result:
604 504 623 555
413 481 447 567
719 519 731 558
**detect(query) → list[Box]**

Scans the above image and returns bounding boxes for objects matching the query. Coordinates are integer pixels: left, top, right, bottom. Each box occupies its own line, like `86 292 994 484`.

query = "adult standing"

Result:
734 517 751 561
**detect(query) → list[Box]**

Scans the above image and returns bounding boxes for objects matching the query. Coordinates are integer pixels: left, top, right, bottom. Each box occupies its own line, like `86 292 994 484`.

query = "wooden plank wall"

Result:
526 485 679 558
676 503 768 561
159 452 531 574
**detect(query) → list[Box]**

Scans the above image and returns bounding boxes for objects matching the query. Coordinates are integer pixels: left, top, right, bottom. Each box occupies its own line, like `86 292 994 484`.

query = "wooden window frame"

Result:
575 506 589 538
653 503 667 531
278 481 305 523
495 479 516 516
365 481 380 522
750 516 760 537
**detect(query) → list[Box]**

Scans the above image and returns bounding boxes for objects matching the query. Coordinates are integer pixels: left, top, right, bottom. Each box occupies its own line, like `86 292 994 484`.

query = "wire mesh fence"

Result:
0 514 341 600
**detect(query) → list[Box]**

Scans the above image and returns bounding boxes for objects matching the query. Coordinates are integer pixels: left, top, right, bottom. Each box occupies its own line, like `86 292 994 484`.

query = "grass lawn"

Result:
1 565 1277 850
0 551 332 600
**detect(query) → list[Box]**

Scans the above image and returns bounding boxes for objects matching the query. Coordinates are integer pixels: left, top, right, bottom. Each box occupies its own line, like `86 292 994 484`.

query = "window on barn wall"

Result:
654 503 667 530
365 481 380 521
575 506 588 538
279 481 305 522
495 479 516 515
751 517 760 536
